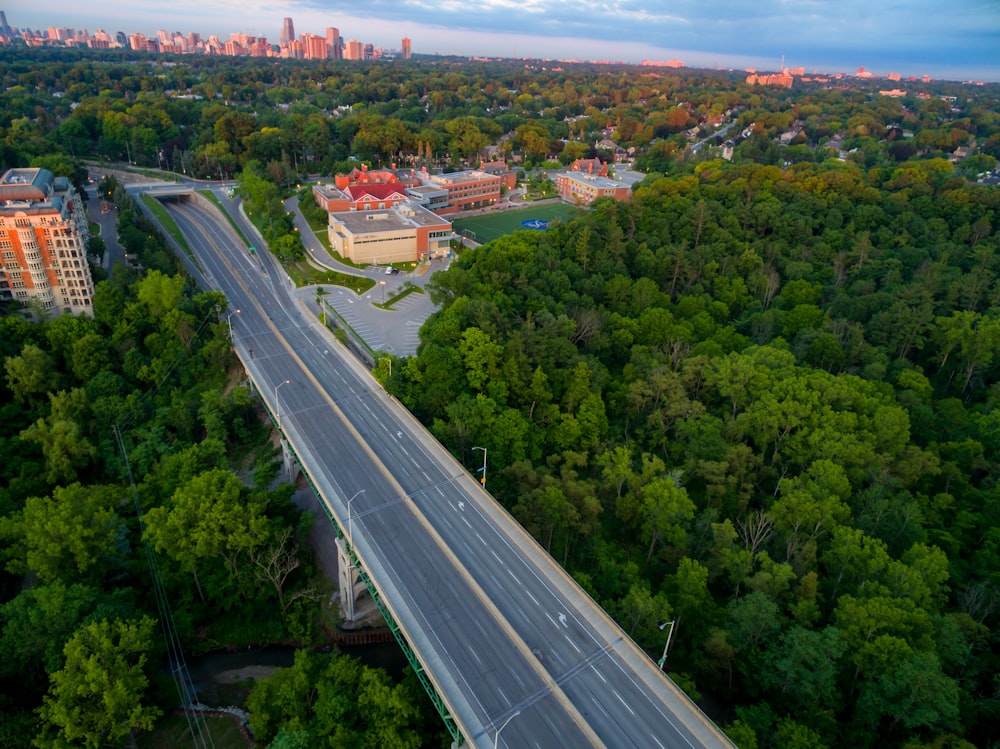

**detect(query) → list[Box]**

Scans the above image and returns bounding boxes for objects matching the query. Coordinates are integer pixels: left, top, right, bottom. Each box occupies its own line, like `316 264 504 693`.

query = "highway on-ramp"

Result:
159 192 735 749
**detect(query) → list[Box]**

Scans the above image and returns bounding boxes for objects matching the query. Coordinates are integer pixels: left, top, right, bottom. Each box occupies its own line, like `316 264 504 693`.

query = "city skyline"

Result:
12 1 1000 81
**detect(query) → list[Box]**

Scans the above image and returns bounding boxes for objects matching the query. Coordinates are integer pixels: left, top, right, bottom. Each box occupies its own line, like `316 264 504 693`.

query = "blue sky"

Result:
16 1 1000 80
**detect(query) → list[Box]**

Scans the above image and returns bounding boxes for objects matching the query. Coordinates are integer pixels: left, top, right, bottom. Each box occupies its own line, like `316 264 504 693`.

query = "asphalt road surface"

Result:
157 192 734 749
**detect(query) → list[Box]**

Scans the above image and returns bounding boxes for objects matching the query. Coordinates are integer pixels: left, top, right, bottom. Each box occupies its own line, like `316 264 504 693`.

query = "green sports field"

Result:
452 202 580 244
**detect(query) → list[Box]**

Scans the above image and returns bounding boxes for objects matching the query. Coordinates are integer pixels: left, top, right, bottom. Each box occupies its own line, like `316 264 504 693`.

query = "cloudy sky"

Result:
16 1 1000 80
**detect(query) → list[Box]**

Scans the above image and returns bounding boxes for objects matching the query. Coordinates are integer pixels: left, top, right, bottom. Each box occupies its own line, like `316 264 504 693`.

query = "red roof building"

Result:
570 158 609 177
313 181 411 212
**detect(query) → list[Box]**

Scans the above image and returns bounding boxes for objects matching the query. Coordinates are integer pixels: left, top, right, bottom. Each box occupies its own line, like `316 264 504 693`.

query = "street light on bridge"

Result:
472 446 487 488
226 308 240 340
275 380 291 434
493 709 521 749
657 620 676 671
347 489 367 549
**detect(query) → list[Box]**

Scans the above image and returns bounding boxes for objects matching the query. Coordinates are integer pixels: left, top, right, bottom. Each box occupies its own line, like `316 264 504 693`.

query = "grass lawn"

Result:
452 203 579 244
287 259 375 292
141 194 198 269
138 712 251 749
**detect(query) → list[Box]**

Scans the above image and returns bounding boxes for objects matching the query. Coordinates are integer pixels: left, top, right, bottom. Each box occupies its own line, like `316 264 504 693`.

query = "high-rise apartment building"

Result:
344 39 364 60
401 37 411 60
280 17 295 45
0 168 95 314
303 33 328 60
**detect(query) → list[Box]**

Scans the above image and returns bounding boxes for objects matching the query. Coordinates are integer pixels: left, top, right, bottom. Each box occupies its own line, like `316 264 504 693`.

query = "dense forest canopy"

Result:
1 47 999 749
390 156 1000 748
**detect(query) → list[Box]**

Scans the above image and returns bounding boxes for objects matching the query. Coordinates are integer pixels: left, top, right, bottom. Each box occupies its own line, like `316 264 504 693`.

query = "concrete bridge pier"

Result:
278 438 301 482
336 536 362 622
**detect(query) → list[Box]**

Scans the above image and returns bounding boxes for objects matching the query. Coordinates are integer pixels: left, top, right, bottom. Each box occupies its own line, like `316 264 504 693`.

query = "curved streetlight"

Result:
275 380 291 434
493 709 521 749
347 489 367 548
657 620 676 671
226 308 241 340
472 446 488 488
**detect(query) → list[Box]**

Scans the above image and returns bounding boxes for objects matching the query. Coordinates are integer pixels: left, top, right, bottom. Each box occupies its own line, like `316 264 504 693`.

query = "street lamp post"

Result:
493 710 521 749
275 380 291 434
380 279 387 305
472 446 488 488
226 308 241 340
347 489 367 548
657 620 676 671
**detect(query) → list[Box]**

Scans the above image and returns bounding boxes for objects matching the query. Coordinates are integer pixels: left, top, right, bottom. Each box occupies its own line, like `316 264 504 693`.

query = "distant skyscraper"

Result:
280 17 294 45
326 27 343 59
0 11 11 36
401 37 411 60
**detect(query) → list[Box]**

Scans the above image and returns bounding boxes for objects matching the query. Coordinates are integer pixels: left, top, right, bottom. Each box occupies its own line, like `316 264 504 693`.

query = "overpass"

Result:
153 189 736 749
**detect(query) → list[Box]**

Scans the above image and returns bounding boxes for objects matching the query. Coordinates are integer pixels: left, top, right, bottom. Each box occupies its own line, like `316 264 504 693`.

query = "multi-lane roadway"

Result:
157 191 735 749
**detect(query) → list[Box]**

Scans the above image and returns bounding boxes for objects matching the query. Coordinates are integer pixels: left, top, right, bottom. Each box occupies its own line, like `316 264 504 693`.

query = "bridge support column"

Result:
278 438 300 482
336 537 361 622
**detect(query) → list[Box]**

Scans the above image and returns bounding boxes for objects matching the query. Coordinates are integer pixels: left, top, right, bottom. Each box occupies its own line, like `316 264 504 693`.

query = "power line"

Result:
113 424 216 749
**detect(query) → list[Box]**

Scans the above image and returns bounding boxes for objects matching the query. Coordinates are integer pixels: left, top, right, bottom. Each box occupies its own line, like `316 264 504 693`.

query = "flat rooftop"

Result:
424 170 498 186
332 202 451 234
559 172 622 189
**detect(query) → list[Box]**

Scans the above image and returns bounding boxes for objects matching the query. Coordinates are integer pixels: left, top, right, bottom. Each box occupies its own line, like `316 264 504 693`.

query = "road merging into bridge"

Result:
156 190 735 749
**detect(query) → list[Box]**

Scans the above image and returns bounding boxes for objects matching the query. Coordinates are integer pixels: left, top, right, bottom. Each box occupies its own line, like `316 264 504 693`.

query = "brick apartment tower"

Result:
0 168 95 314
401 36 411 59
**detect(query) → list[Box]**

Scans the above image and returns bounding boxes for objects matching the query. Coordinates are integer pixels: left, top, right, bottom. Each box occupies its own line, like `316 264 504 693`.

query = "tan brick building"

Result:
327 202 454 264
555 171 631 206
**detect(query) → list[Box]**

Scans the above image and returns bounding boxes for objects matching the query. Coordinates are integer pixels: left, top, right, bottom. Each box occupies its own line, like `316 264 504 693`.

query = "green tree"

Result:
0 583 126 687
641 472 695 563
19 388 96 484
35 617 161 749
143 468 268 601
854 652 960 739
136 270 186 320
247 648 425 748
760 625 846 716
4 484 125 585
5 344 60 407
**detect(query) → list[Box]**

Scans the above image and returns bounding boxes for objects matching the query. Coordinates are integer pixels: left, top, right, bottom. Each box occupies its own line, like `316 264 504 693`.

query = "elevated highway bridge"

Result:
150 188 736 749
